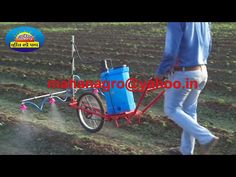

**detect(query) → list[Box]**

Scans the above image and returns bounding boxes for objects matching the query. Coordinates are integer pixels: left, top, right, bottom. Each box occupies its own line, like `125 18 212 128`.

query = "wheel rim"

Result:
78 94 103 130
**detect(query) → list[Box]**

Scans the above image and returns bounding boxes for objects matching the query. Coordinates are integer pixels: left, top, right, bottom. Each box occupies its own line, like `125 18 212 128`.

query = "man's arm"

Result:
156 22 184 77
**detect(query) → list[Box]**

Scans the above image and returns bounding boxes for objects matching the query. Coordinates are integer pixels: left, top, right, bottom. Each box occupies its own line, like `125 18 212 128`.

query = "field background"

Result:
0 22 235 154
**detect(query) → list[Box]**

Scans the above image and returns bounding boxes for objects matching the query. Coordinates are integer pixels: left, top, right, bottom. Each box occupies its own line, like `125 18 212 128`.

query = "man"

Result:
156 22 219 155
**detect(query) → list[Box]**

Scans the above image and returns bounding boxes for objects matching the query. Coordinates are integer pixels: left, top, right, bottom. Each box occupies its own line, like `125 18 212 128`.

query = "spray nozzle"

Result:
20 103 28 111
49 97 56 104
93 89 99 94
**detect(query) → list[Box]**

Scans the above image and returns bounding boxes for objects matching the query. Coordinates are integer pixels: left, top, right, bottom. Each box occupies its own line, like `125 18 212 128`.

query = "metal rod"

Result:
21 86 94 103
71 35 75 99
22 90 67 102
133 83 149 114
141 90 165 114
133 79 164 115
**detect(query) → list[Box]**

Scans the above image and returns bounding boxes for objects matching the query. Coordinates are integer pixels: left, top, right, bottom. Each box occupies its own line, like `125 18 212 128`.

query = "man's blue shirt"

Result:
156 22 212 75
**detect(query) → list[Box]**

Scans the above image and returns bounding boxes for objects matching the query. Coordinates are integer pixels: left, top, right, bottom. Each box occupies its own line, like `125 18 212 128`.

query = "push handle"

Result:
105 59 113 69
101 59 113 72
149 74 168 81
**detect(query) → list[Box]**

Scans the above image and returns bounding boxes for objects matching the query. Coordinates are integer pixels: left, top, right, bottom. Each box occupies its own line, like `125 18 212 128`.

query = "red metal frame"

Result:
69 79 165 127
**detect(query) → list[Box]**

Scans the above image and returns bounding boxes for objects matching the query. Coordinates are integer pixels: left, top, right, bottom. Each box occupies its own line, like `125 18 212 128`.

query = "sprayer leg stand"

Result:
136 116 141 124
115 120 120 127
124 117 132 125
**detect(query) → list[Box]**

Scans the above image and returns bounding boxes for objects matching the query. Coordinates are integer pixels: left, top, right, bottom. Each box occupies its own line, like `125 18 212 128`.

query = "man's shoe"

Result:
168 147 183 155
199 136 219 155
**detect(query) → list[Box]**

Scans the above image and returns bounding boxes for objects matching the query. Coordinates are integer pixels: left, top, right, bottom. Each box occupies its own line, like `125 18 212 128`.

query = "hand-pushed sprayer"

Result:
20 35 165 133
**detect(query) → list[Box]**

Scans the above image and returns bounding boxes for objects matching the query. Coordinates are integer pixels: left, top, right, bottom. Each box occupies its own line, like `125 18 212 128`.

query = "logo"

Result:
5 26 45 52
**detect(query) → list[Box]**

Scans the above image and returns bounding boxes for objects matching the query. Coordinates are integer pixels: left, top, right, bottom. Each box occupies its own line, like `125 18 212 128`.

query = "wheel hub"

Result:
84 106 93 119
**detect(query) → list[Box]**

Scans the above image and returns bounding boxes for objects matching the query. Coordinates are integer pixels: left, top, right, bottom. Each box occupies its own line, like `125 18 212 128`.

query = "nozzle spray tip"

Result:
20 104 27 111
49 97 56 104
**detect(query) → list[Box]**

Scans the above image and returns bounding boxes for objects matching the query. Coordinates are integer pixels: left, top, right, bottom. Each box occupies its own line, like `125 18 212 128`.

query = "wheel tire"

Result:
77 92 105 133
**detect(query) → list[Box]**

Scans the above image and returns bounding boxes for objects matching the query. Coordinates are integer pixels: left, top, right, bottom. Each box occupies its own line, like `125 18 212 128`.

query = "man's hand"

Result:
153 74 166 81
154 66 168 81
157 74 166 81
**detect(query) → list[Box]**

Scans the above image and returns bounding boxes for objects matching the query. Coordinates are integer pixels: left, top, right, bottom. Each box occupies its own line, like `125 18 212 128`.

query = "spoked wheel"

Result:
77 92 105 133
